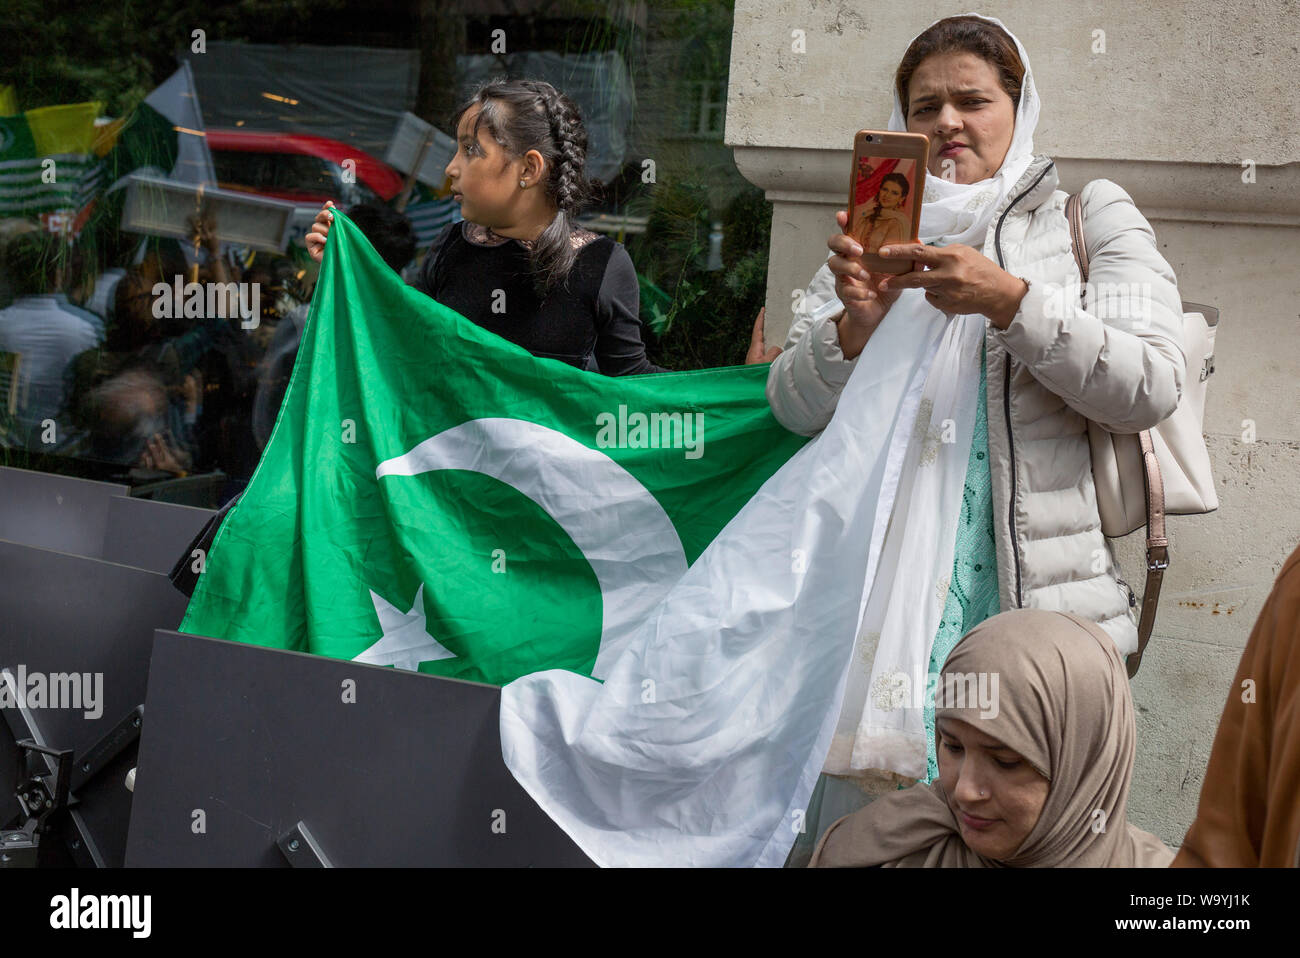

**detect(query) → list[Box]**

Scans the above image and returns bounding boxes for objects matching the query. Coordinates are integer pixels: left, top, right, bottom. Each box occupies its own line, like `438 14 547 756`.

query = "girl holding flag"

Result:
307 78 667 375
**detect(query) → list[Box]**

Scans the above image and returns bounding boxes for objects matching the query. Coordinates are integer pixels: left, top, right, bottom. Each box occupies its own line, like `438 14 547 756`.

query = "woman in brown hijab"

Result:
1173 541 1300 867
809 608 1173 867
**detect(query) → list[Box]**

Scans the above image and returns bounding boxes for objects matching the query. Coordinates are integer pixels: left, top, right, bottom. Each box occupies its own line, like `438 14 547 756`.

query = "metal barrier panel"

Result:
126 631 593 867
0 467 127 559
0 540 190 866
101 496 215 575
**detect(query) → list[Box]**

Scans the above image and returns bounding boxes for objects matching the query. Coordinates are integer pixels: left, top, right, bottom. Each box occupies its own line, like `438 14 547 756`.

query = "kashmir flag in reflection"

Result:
0 101 104 223
0 63 214 242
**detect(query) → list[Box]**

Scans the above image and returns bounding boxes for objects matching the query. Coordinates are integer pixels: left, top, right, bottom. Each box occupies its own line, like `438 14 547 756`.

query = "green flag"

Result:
180 211 807 686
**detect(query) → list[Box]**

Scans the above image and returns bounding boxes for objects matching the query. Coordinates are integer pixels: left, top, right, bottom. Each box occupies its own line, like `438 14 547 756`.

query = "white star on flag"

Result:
352 584 457 671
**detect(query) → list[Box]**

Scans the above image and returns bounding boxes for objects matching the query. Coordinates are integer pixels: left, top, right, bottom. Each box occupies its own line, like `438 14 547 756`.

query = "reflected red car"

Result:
207 129 405 206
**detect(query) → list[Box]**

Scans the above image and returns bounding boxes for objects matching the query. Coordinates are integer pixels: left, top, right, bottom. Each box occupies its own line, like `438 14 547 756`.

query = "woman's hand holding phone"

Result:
828 210 904 359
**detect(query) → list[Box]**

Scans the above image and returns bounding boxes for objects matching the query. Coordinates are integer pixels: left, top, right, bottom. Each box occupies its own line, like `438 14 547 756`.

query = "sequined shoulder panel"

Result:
462 220 605 252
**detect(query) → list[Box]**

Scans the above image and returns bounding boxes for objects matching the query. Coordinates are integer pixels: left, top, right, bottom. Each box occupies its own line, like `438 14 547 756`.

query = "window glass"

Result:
0 0 768 506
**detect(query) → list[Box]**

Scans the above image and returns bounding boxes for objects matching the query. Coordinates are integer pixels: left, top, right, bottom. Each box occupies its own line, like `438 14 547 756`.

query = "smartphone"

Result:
847 130 929 275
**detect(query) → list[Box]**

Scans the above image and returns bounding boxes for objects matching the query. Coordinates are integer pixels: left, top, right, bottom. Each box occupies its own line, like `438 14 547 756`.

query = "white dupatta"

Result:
498 13 1045 866
826 12 1040 777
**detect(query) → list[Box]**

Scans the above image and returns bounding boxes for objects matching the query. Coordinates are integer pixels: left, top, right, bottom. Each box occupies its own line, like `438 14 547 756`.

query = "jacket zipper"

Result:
993 161 1054 608
1116 576 1138 609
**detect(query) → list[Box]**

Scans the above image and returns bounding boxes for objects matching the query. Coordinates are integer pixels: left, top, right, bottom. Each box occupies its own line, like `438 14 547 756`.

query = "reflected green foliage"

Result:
0 0 341 116
631 181 770 370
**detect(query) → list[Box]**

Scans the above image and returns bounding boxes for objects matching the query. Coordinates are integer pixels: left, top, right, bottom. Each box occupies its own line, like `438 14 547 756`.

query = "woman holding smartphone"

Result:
772 14 1187 864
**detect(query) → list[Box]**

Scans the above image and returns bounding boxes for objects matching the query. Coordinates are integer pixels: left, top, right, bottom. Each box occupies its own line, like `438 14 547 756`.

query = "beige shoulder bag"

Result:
1065 191 1220 677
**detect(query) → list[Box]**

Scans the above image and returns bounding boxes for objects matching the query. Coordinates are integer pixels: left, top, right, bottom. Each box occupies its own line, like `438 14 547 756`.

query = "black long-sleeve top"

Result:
408 220 666 375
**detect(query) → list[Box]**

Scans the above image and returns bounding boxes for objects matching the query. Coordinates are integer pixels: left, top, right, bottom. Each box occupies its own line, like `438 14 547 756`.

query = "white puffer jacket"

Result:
766 155 1186 656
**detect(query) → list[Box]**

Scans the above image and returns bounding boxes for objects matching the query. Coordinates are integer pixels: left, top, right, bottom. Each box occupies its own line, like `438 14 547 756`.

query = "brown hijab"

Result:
809 608 1174 867
1173 541 1300 867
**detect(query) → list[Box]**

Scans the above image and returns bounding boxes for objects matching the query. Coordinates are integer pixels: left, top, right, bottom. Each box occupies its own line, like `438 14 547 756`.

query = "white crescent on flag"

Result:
371 417 689 679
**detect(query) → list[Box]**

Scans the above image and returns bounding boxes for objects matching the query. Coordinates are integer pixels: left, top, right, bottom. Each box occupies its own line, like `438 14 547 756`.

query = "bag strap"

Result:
1131 431 1168 678
1064 192 1166 678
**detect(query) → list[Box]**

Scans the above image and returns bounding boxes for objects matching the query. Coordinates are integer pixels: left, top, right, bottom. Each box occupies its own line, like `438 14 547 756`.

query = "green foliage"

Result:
0 0 340 115
630 179 771 370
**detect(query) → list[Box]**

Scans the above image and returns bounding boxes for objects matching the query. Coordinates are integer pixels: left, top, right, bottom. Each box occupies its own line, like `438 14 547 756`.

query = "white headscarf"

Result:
801 12 1040 318
825 13 1044 779
896 12 1040 248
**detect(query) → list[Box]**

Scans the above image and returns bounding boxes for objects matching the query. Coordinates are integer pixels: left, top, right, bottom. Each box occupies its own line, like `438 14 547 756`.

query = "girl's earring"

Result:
519 179 527 188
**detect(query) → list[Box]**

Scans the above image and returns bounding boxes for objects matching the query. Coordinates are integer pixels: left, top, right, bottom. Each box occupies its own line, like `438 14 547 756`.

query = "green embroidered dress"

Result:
920 344 1001 783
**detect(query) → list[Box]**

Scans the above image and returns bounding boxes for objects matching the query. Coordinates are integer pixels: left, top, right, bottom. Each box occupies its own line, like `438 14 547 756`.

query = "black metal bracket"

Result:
70 705 144 794
277 821 333 867
1 666 145 867
0 819 40 868
12 740 74 829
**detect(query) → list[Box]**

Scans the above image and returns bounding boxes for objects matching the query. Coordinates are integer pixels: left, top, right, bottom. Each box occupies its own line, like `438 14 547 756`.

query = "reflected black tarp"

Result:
185 41 421 159
457 50 634 182
185 42 632 180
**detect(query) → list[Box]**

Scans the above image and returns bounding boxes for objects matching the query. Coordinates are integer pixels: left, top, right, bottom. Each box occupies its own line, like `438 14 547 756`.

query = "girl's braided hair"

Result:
451 78 594 300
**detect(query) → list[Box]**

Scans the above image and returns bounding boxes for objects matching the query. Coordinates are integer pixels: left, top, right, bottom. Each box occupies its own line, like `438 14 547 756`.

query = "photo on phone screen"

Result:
852 156 919 256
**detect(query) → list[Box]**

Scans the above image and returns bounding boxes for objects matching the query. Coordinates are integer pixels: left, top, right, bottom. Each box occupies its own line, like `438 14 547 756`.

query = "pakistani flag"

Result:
179 210 808 687
100 62 214 191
